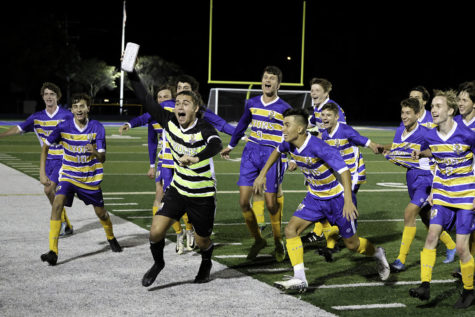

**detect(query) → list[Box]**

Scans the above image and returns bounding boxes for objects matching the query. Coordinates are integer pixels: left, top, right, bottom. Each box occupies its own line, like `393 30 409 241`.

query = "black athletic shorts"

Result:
158 186 216 237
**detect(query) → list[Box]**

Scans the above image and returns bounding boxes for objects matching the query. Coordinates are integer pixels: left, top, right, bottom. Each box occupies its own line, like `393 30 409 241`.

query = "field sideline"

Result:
1 123 474 316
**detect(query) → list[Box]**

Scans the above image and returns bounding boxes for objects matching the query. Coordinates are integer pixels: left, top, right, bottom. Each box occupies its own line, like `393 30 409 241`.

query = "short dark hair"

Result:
71 93 92 107
400 98 420 114
410 85 430 102
157 83 176 99
175 74 199 92
40 82 62 101
321 102 340 115
283 108 308 128
309 78 332 93
458 80 475 102
176 90 201 108
262 65 283 84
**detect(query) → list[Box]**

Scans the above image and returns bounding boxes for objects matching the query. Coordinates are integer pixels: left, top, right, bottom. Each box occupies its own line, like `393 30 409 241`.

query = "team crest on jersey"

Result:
334 139 340 147
268 111 276 120
305 156 313 166
453 144 462 155
296 203 305 211
430 208 438 220
188 134 196 144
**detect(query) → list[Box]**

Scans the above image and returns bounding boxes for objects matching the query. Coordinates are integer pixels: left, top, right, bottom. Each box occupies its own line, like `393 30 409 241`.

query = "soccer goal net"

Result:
207 88 312 124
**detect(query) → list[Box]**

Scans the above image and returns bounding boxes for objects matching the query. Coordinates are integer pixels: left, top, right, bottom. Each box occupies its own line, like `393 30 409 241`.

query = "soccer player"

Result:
253 108 390 292
39 93 122 266
126 68 222 287
408 90 475 309
301 78 347 245
0 82 74 236
220 66 291 262
409 85 436 128
317 102 381 259
381 98 456 272
454 81 475 131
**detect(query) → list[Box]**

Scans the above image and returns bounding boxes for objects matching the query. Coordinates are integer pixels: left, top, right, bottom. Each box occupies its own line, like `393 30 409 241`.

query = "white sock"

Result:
293 263 306 281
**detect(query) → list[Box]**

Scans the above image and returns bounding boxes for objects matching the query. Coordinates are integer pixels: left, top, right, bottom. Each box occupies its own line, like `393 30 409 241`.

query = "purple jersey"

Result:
309 98 346 132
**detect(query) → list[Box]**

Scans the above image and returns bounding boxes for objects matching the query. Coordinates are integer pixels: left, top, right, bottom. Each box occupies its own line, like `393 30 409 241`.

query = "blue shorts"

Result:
294 192 357 238
46 159 62 184
56 181 104 208
407 169 432 207
237 142 282 193
155 166 173 190
430 204 475 234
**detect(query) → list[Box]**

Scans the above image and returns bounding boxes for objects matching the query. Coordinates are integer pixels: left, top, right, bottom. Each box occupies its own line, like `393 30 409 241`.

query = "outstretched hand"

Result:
220 147 232 160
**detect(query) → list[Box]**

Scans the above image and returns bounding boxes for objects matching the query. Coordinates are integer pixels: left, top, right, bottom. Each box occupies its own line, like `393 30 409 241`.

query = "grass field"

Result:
1 122 473 316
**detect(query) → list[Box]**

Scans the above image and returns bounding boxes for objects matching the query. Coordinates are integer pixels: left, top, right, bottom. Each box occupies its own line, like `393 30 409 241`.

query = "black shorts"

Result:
158 186 216 237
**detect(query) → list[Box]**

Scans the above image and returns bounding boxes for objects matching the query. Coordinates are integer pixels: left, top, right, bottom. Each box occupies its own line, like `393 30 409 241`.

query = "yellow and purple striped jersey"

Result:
321 123 369 188
45 119 106 191
427 122 475 209
18 106 73 160
454 114 475 132
418 110 437 129
385 123 433 171
278 134 349 199
309 98 346 132
229 95 291 149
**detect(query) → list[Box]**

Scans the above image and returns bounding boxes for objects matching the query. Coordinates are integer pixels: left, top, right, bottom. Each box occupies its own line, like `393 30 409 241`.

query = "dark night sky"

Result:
7 1 474 124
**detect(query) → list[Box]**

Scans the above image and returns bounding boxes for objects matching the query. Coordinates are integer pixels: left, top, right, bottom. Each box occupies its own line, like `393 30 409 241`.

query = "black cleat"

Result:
40 250 58 266
194 259 212 283
108 238 123 252
452 267 462 280
142 262 165 287
409 282 430 301
454 289 475 309
316 247 333 262
247 238 267 260
301 231 325 245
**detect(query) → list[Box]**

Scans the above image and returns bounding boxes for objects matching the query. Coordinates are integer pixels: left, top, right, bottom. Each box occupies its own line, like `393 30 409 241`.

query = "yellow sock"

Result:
152 206 159 216
420 248 436 282
460 257 474 290
322 222 339 249
171 221 183 234
356 237 375 256
252 200 265 225
49 220 61 254
62 209 72 229
277 195 284 221
313 222 323 236
397 226 417 264
286 236 304 267
99 216 115 240
243 210 262 240
439 231 456 250
270 210 282 242
183 213 193 231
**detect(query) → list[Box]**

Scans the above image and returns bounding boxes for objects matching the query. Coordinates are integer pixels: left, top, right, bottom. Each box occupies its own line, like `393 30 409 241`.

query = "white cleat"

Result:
274 276 308 293
176 232 185 255
375 247 390 281
185 230 195 251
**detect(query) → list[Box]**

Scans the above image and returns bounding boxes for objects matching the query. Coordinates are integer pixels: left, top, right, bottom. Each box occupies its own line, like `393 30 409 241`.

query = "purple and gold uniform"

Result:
308 98 346 132
229 95 291 193
45 119 106 207
278 134 357 238
18 106 73 183
427 122 475 234
385 123 434 207
454 114 475 132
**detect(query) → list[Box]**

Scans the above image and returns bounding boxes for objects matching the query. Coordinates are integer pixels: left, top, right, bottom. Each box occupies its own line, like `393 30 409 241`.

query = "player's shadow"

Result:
56 245 116 266
416 282 461 308
71 215 130 235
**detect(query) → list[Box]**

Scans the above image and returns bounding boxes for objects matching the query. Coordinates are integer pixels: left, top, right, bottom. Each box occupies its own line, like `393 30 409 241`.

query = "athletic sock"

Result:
460 256 474 290
356 237 375 256
201 243 214 261
277 195 284 222
99 214 115 240
420 248 436 283
49 219 61 254
323 223 339 249
183 213 193 231
150 239 165 264
397 226 417 264
152 206 159 216
293 262 306 282
313 222 323 236
242 209 262 240
252 200 265 226
270 209 282 243
286 236 304 267
439 231 456 250
61 208 72 229
171 221 183 234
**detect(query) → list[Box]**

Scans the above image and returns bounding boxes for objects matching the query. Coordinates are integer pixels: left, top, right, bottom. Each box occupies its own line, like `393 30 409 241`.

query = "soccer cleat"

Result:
185 230 195 251
454 289 475 309
108 238 123 252
194 259 213 283
274 276 308 293
247 238 267 260
375 247 390 281
409 282 430 301
142 262 165 287
176 232 184 254
452 267 462 280
390 259 406 273
59 222 73 238
316 247 334 262
301 231 325 245
442 247 456 264
40 250 58 266
274 239 286 262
